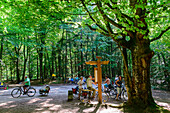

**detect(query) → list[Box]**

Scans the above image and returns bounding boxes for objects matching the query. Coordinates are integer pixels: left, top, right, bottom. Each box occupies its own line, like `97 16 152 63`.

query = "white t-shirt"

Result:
77 80 84 89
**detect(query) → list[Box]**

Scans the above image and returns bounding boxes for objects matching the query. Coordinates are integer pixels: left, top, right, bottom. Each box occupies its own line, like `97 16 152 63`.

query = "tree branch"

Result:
86 24 110 37
106 3 133 22
96 1 124 30
81 0 109 33
96 1 130 49
150 26 170 42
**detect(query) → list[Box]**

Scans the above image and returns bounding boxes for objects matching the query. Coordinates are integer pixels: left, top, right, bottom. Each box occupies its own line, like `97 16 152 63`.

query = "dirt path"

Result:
0 84 169 113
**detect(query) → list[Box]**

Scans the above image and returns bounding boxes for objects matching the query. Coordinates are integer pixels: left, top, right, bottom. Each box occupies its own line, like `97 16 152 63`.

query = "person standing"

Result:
87 75 96 99
23 76 30 93
115 75 122 100
77 76 84 100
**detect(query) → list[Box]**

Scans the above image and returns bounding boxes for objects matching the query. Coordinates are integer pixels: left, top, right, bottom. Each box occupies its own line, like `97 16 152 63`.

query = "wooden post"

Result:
97 57 102 103
85 56 109 104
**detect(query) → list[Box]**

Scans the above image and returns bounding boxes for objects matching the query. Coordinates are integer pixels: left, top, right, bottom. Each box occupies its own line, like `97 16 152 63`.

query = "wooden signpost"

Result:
85 56 109 104
94 67 98 83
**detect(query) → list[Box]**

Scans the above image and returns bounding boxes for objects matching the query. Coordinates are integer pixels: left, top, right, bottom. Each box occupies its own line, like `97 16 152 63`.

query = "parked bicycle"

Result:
95 84 113 102
11 84 36 98
109 83 128 100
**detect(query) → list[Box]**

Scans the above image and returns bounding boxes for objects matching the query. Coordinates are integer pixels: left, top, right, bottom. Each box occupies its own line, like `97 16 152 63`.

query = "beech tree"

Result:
72 0 170 108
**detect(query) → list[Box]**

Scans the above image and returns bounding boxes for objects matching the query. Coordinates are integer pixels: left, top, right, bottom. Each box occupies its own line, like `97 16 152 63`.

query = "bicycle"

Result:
11 84 36 98
95 84 113 102
109 83 128 100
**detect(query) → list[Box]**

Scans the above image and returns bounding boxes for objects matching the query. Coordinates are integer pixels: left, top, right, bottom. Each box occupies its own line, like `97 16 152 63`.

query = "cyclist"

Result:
115 75 122 100
87 75 96 99
104 76 110 91
23 76 30 94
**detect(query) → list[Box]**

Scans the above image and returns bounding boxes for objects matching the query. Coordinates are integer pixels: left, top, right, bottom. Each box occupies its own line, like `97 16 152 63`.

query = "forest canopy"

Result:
0 0 169 109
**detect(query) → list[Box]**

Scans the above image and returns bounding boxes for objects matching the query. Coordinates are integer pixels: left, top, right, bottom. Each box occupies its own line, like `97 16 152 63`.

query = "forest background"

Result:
0 0 169 94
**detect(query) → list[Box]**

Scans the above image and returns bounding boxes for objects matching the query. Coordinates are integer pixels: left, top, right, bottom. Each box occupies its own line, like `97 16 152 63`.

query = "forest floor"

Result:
0 83 169 113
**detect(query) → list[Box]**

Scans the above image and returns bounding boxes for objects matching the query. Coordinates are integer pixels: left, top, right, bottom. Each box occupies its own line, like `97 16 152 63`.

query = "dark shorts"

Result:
23 85 29 88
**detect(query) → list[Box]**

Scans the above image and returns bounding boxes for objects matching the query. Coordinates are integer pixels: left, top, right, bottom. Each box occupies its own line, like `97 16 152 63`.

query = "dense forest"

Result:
0 0 169 110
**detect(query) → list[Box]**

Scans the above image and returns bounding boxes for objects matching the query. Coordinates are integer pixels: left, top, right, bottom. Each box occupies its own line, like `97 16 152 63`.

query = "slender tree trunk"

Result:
37 56 39 80
22 39 28 81
55 55 57 77
6 65 8 81
28 47 31 79
47 52 52 77
39 26 46 83
39 50 44 83
0 37 3 80
65 31 68 82
69 42 73 76
58 48 61 77
74 52 77 78
161 52 169 90
44 52 47 79
15 47 20 83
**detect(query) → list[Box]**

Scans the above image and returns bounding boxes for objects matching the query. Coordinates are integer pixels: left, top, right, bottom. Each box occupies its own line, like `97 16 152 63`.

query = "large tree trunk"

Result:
129 40 155 107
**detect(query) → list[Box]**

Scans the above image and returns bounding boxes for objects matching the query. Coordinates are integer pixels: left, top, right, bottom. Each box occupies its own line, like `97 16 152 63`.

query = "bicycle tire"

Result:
102 92 109 102
27 87 36 97
109 88 117 99
11 88 21 98
122 90 128 100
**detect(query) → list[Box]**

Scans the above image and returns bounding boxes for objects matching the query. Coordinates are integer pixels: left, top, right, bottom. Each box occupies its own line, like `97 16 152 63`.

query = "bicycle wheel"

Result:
27 87 36 97
102 92 109 102
109 88 117 99
122 90 128 100
11 88 21 98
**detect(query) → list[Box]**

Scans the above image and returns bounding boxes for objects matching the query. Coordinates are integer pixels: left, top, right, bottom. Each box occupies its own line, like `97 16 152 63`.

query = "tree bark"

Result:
0 37 3 80
22 38 28 81
129 40 155 107
37 56 39 80
69 42 73 76
15 47 20 83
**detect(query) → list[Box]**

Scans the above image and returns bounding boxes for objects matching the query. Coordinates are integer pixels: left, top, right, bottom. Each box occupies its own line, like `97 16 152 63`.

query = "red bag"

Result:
72 88 77 94
82 92 87 96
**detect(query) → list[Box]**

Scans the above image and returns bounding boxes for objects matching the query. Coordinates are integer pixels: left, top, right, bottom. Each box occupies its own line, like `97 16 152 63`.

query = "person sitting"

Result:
77 76 84 100
115 75 122 100
87 75 96 99
104 76 110 91
23 76 30 94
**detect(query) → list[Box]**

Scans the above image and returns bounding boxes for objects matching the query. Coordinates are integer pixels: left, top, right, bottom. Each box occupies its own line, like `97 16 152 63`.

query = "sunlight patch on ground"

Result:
49 105 61 110
35 108 44 111
99 108 122 113
27 98 41 104
0 103 7 107
39 99 55 107
8 105 17 108
58 108 79 113
40 111 51 113
83 107 96 112
155 100 170 110
0 101 13 107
